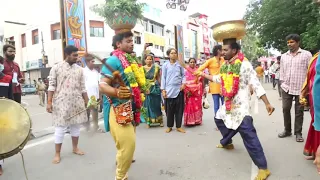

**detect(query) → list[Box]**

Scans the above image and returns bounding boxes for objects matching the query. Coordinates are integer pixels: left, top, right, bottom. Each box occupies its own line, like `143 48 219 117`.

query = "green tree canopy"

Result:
241 31 268 62
244 0 320 53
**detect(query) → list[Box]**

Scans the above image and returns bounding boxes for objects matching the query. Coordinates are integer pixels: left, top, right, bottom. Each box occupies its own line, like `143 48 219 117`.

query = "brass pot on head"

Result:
212 20 246 42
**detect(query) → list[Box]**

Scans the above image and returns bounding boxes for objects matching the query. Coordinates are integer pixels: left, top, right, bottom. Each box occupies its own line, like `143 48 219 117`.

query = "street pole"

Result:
41 31 46 68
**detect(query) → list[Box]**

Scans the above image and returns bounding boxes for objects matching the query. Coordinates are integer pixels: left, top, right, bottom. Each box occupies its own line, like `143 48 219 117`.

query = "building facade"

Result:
179 13 216 62
2 0 166 83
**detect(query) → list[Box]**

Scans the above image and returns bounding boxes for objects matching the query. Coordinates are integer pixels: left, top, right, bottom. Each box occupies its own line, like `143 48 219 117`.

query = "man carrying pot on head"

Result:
99 30 148 180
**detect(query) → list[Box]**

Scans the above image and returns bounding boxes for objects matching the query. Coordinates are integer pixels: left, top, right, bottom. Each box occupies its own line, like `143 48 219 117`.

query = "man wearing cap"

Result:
198 37 274 180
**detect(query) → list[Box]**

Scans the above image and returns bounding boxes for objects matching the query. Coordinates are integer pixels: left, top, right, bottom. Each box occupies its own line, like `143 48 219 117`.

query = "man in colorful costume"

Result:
99 30 148 180
198 37 274 180
312 52 320 174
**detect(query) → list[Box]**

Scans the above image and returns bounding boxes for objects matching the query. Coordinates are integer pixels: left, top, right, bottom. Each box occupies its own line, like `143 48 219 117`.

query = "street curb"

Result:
31 114 104 140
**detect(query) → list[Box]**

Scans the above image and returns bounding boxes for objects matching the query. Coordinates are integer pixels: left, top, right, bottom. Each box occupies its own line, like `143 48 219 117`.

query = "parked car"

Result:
22 84 37 96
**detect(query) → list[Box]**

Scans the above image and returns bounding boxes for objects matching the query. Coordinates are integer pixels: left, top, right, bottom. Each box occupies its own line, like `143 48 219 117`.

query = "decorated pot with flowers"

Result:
91 0 145 33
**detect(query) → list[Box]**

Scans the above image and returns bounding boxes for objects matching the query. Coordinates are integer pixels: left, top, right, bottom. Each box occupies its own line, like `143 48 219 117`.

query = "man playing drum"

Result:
47 45 89 164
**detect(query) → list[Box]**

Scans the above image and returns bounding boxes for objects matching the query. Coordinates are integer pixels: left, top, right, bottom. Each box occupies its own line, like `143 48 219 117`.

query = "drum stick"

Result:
86 53 126 87
64 100 101 121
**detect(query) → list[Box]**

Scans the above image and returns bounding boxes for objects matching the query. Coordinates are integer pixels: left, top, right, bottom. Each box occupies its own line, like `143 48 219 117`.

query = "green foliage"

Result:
91 0 146 21
241 31 268 62
244 0 320 52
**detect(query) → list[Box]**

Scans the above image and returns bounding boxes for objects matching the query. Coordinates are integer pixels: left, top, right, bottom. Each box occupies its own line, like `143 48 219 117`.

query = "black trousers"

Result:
165 91 184 128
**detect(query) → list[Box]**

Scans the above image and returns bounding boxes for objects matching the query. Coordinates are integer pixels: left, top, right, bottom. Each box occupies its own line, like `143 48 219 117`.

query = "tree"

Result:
244 0 320 52
241 31 268 62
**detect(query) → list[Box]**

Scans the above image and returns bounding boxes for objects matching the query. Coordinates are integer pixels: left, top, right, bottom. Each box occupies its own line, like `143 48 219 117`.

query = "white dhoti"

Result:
0 159 3 166
54 124 81 144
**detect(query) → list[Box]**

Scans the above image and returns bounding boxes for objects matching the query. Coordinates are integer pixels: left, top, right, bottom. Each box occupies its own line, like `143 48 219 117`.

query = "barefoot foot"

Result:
160 123 164 127
305 156 315 160
255 169 271 180
73 148 85 156
146 125 150 129
216 143 234 150
165 128 172 133
177 128 186 133
52 153 61 164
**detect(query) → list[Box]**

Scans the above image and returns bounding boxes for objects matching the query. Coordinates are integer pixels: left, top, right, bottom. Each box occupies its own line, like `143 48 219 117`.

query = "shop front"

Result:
24 59 51 85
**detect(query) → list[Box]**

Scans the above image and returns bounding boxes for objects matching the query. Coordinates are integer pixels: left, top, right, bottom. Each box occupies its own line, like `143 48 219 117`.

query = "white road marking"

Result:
23 121 104 150
251 162 258 180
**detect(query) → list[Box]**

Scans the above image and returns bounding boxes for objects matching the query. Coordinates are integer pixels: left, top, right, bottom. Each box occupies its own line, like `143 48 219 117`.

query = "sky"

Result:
3 0 250 27
142 0 251 26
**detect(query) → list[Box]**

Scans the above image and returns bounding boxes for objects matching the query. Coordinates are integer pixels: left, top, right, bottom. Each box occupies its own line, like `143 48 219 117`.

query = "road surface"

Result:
1 85 319 180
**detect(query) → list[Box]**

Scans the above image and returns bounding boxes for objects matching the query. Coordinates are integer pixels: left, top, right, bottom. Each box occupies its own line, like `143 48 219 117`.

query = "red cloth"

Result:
2 59 23 93
304 58 320 157
0 74 12 84
183 67 203 126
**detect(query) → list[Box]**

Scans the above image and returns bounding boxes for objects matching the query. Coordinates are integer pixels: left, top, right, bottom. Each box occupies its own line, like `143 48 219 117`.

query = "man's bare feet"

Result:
177 128 186 133
73 148 85 155
216 143 234 150
305 156 315 160
160 123 164 127
165 128 172 133
52 153 61 164
255 169 271 180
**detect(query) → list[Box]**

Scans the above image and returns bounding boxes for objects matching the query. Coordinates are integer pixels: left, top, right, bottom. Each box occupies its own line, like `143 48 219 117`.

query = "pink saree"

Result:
184 67 203 126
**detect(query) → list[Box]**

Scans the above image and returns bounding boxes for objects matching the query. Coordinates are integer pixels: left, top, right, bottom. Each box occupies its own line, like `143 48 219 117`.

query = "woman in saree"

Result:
142 54 163 128
300 52 319 161
179 58 203 126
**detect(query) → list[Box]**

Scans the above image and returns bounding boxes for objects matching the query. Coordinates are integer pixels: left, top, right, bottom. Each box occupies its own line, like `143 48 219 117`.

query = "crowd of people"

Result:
1 29 320 180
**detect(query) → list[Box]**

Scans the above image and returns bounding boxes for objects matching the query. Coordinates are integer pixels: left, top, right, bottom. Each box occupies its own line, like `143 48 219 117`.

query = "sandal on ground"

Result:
296 134 304 142
278 131 292 138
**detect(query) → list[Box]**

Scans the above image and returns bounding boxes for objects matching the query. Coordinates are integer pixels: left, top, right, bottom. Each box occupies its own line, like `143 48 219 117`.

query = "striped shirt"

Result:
280 48 312 95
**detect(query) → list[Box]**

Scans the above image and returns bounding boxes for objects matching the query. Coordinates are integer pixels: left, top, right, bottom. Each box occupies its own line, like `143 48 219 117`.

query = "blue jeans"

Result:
212 94 224 115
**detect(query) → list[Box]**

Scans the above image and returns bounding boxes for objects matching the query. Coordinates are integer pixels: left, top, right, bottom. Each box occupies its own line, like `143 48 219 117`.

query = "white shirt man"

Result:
83 57 101 132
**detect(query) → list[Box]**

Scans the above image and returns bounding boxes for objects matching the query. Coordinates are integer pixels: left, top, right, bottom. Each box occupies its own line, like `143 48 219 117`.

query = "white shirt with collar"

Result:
83 66 100 99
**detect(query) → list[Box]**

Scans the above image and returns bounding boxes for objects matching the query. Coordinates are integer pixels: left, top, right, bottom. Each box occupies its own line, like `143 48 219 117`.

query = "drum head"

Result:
0 98 31 156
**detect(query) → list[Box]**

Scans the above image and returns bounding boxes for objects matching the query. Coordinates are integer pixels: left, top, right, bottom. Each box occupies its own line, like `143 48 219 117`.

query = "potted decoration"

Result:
91 0 145 33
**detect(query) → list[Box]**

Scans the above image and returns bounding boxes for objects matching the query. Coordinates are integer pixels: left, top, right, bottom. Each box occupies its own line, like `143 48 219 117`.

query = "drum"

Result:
0 98 32 160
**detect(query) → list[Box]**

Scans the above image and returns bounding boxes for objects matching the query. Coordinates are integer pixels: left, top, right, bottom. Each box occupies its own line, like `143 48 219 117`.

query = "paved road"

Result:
2 85 319 180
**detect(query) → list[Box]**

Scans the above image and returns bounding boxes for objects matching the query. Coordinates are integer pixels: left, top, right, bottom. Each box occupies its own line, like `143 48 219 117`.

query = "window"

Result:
151 24 155 33
134 36 141 44
160 46 164 52
32 29 39 45
21 34 26 48
51 23 61 40
89 20 104 37
143 21 148 31
53 30 60 40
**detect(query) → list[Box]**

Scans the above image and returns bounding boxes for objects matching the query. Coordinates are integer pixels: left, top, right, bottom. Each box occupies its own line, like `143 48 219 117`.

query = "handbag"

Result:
202 97 210 109
107 96 133 125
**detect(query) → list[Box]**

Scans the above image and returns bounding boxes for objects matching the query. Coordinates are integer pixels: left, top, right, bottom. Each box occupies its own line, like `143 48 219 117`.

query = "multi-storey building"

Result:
180 13 215 62
2 0 166 83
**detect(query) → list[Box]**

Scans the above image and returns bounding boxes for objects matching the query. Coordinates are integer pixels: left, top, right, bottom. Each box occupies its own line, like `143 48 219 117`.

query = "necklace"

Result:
220 53 244 113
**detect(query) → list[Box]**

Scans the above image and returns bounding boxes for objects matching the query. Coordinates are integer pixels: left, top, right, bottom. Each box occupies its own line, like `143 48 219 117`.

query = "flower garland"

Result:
220 53 244 113
112 49 150 123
